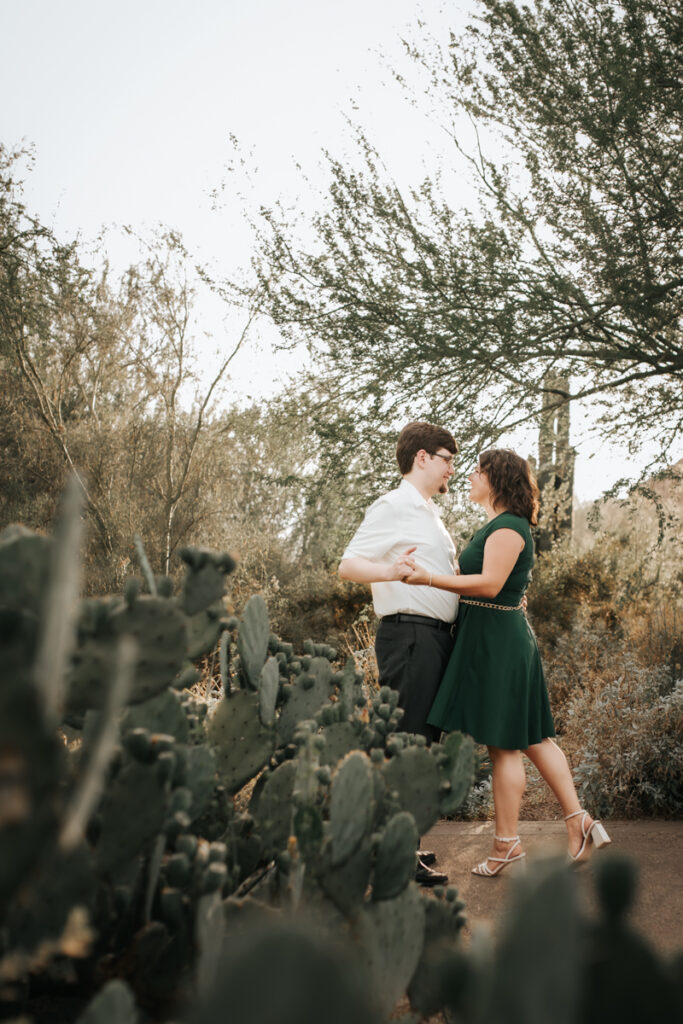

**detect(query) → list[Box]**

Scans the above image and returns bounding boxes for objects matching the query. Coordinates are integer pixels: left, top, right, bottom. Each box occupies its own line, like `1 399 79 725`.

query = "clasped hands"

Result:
389 546 431 586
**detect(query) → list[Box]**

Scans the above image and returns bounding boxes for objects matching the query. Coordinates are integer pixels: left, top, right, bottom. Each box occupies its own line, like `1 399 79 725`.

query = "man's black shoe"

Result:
415 859 448 886
418 850 437 865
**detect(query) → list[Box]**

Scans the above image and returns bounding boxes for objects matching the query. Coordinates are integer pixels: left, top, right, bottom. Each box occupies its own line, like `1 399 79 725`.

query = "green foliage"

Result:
570 672 683 818
249 0 683 480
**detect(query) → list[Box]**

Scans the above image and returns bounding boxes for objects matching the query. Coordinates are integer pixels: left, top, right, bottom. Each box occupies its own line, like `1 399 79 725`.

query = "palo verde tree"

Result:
250 0 683 480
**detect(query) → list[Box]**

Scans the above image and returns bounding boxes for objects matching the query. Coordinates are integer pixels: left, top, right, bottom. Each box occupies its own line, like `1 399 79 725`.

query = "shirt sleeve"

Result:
341 498 395 561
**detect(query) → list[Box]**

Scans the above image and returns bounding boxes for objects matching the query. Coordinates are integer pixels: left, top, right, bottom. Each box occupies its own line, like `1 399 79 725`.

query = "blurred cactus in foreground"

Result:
0 500 680 1023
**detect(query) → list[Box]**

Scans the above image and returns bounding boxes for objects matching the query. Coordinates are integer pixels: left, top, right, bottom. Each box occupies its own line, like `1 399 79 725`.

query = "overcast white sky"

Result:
1 0 676 499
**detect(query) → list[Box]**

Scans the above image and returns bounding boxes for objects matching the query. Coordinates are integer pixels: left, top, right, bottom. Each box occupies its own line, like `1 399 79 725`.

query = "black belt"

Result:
381 612 456 634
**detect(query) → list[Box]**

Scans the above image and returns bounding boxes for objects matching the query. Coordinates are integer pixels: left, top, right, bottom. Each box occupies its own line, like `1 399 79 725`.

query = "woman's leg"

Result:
524 738 594 856
483 745 526 867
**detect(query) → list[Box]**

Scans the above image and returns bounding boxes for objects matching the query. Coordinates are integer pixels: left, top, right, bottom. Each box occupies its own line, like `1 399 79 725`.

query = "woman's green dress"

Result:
427 512 555 750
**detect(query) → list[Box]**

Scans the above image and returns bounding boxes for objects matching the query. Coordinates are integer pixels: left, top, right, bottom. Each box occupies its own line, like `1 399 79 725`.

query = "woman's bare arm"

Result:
403 529 524 598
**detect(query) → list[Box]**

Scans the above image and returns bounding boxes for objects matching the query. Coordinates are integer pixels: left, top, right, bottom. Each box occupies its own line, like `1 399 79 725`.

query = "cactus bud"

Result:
208 841 227 862
175 833 198 859
123 577 142 608
156 576 174 598
201 861 227 893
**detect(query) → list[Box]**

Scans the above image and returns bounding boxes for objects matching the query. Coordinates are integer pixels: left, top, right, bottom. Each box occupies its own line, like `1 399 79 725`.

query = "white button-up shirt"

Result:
342 478 459 622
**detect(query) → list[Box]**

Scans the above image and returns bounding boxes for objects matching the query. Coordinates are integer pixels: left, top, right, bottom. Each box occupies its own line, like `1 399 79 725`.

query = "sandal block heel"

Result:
565 809 612 863
591 821 611 849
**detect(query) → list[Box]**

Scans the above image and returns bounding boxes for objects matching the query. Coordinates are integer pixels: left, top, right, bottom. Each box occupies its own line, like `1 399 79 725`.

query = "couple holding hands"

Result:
339 422 610 884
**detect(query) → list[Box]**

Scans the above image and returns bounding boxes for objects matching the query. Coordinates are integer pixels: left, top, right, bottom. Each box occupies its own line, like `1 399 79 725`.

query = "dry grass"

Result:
343 620 380 690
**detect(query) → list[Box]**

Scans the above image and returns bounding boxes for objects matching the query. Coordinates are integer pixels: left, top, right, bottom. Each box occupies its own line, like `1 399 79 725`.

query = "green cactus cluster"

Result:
0 514 679 1024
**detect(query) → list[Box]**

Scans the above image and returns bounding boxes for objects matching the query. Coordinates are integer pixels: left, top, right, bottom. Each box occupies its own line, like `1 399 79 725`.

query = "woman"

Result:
402 449 611 875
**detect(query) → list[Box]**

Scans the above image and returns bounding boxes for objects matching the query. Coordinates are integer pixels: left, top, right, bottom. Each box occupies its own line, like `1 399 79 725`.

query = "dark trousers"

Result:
375 619 455 745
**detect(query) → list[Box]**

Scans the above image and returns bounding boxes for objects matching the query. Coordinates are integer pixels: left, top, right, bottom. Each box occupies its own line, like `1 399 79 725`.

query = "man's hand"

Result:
389 546 417 581
339 547 418 584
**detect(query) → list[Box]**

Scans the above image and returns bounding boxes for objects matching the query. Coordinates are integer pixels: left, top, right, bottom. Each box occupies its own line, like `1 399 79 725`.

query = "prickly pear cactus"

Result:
0 525 52 615
179 546 236 616
95 744 171 873
354 884 426 1017
237 594 270 689
277 657 335 747
206 690 274 793
185 600 227 660
435 731 475 815
66 595 187 712
249 761 296 856
372 811 418 901
76 979 138 1024
381 746 441 836
111 597 187 703
330 752 375 867
121 688 190 744
259 655 280 727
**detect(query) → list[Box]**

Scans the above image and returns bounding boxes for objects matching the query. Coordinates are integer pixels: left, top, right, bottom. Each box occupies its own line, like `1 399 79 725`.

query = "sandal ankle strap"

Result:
563 810 587 821
494 834 520 843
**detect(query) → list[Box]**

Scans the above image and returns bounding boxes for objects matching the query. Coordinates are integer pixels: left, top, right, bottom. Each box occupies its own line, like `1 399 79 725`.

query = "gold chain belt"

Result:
459 598 524 611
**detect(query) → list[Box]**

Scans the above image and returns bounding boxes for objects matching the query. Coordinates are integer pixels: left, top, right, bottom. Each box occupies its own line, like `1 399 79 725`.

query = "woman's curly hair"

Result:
479 449 540 525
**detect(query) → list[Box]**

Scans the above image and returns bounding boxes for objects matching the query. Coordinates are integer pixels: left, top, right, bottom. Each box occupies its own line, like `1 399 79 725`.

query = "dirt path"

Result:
423 819 683 956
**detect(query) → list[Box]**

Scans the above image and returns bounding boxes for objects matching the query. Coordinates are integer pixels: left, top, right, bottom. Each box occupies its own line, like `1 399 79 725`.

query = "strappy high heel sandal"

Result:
471 835 526 877
565 809 611 864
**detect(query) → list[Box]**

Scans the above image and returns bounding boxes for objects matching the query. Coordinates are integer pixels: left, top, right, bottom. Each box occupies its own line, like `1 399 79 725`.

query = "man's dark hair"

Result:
396 422 458 475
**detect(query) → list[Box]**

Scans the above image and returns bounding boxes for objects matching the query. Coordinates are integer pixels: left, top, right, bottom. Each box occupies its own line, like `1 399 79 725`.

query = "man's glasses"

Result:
430 452 455 468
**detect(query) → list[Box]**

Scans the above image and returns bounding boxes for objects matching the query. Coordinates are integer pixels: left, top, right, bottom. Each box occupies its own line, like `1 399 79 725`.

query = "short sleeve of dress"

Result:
341 498 395 560
487 513 529 542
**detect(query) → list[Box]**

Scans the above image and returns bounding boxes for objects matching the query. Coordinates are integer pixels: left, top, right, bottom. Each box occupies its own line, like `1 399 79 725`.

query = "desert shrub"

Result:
567 668 683 818
527 540 623 647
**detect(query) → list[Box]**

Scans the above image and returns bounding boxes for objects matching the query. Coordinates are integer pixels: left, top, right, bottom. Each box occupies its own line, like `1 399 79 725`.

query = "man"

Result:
339 422 459 885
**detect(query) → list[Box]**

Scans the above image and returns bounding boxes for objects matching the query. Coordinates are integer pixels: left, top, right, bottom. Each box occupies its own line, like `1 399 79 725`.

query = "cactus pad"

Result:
381 747 440 836
436 732 475 815
319 721 359 766
179 547 236 616
121 689 190 744
277 657 334 747
355 884 425 1016
372 811 418 901
95 759 169 873
259 655 279 727
185 601 226 659
75 979 138 1024
237 595 270 690
0 526 52 616
250 761 296 856
206 690 274 793
318 836 372 914
184 744 217 821
330 752 374 867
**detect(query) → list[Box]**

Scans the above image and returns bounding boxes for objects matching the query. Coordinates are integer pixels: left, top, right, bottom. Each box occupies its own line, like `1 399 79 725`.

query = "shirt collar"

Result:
399 477 433 508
